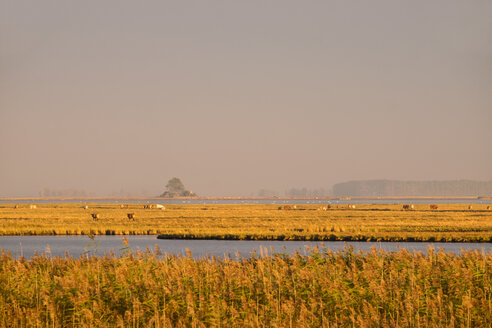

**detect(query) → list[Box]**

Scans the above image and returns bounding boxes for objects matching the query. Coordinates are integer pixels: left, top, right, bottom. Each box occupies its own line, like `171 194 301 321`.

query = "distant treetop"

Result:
160 178 196 198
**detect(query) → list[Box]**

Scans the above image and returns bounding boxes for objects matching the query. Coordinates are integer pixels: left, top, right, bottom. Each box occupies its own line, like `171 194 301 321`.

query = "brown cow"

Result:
468 205 473 210
429 204 438 210
487 206 491 210
91 213 100 221
127 213 135 220
278 205 293 210
402 204 414 210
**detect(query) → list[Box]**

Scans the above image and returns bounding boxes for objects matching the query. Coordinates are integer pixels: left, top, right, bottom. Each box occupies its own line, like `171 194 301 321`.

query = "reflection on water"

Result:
0 236 491 259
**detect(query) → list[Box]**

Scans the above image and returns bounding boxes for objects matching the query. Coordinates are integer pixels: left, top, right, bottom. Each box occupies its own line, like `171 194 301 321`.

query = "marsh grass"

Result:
0 246 490 327
0 203 491 242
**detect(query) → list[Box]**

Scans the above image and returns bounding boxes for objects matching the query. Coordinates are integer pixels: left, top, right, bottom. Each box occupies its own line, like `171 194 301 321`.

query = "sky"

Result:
1 0 491 197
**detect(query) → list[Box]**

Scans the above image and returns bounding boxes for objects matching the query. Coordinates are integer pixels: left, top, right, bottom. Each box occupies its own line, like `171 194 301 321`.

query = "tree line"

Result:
333 180 492 197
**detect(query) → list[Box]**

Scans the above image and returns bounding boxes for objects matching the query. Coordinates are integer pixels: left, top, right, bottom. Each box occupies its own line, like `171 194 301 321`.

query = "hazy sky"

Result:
1 0 491 197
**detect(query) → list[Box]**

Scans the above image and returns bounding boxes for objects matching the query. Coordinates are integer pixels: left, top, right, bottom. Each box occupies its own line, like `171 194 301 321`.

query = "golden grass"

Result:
0 203 491 242
0 246 490 327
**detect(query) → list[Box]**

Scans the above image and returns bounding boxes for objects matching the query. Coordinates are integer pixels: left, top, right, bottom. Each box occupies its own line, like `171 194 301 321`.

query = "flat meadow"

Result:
0 203 491 242
1 203 492 327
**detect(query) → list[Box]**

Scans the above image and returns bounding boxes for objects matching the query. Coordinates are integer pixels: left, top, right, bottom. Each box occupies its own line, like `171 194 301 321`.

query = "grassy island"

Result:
0 203 491 242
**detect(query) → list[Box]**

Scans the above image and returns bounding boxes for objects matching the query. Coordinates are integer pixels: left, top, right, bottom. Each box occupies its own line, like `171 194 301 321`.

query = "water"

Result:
0 236 490 259
0 198 490 205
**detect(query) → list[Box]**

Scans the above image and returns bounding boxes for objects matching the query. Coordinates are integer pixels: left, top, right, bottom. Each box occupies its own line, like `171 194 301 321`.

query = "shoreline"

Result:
0 232 490 243
0 196 487 201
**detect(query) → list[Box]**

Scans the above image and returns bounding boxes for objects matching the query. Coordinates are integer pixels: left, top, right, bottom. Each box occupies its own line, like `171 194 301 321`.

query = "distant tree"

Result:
285 188 308 197
284 188 330 197
160 178 196 197
257 189 278 197
167 178 185 195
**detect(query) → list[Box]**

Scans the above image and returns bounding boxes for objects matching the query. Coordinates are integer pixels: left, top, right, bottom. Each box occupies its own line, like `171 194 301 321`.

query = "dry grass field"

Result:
0 247 490 327
0 203 491 242
1 203 492 327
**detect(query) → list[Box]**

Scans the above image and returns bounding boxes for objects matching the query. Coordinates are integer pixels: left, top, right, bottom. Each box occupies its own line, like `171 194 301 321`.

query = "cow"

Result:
155 204 165 210
468 205 473 210
279 205 293 210
487 206 491 210
143 204 155 209
318 206 328 211
91 213 100 221
29 204 37 209
120 204 129 209
348 205 356 209
402 204 414 210
82 205 89 210
127 213 135 220
429 204 438 210
14 205 19 209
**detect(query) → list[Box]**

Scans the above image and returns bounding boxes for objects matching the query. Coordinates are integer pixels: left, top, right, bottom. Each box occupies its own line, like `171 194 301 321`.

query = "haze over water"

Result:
1 0 491 197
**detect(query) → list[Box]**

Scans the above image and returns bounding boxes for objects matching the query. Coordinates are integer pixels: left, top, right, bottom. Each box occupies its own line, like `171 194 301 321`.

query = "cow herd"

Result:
91 212 135 221
277 204 488 211
9 203 492 223
279 204 358 210
278 205 297 210
88 203 165 221
143 204 165 210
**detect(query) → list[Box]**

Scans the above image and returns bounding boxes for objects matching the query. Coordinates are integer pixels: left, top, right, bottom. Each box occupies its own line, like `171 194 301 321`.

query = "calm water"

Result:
0 236 490 259
0 198 491 205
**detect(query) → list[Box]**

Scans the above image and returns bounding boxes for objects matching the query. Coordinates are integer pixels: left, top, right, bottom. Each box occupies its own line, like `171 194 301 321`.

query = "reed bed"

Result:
0 203 491 242
0 246 490 327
